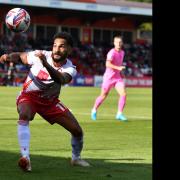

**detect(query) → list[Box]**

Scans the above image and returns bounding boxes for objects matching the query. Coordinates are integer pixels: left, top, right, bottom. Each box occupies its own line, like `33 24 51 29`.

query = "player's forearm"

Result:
0 52 27 64
106 61 125 71
7 53 22 63
42 61 66 84
35 51 71 84
106 61 120 70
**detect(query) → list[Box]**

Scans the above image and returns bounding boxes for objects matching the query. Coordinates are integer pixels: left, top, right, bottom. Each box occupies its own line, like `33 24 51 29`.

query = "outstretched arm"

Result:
0 52 28 64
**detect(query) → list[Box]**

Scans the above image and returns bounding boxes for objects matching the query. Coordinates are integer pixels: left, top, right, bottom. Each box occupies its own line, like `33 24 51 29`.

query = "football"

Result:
5 8 30 33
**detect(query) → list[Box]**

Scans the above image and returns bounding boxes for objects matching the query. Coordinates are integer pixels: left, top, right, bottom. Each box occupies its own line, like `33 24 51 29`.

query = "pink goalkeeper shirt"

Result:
103 48 125 80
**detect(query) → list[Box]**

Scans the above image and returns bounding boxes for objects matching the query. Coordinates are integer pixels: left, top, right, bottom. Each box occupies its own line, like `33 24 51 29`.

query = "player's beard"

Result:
52 51 68 62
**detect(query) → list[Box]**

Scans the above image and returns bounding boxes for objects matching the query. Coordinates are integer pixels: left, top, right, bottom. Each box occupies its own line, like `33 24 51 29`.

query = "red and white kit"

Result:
16 50 77 124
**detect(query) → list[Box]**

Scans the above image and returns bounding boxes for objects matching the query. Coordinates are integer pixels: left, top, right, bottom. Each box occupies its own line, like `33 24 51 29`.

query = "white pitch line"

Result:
73 112 152 120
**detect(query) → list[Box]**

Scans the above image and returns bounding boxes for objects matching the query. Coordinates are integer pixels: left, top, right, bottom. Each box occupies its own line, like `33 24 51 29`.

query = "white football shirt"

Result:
22 50 77 98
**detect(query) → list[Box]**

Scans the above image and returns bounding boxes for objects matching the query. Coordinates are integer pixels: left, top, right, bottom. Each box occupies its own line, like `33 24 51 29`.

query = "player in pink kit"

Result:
91 35 127 121
0 32 90 172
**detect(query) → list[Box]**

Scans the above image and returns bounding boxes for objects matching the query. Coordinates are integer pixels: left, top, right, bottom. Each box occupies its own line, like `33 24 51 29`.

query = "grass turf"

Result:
0 86 152 180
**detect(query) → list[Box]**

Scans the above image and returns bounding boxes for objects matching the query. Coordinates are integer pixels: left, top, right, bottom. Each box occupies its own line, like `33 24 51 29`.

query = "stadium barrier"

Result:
0 71 152 87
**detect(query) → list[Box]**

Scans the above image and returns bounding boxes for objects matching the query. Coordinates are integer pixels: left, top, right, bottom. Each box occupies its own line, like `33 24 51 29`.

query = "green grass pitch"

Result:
0 86 152 180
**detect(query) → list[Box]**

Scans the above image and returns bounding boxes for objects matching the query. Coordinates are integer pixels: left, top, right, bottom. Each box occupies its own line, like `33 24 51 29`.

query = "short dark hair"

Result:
113 34 123 40
53 32 74 47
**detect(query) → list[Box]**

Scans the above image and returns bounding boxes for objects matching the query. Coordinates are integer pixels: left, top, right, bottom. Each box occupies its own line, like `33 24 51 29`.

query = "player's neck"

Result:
53 60 67 67
114 48 121 52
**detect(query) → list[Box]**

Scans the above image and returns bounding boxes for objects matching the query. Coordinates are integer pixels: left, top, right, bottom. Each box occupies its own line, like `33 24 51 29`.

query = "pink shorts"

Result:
101 78 125 93
16 91 69 124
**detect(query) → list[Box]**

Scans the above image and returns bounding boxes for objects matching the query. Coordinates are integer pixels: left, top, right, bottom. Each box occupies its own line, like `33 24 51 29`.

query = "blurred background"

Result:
0 0 152 87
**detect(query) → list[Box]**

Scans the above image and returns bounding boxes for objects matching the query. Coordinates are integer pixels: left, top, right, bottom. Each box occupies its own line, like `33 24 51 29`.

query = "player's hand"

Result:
0 54 10 63
35 50 47 66
118 66 125 71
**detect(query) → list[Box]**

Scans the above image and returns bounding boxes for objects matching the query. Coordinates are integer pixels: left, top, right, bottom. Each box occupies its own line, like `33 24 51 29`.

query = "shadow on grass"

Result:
0 150 152 180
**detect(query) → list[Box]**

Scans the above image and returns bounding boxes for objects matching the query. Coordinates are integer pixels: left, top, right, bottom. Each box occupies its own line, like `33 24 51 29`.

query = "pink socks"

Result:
118 95 126 113
93 96 104 111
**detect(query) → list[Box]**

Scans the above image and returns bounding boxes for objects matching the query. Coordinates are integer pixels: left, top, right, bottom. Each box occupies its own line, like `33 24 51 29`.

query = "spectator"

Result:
0 34 152 77
6 62 17 86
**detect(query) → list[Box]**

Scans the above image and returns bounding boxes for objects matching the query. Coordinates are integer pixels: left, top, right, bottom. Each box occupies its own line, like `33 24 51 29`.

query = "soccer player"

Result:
91 35 127 121
0 32 90 172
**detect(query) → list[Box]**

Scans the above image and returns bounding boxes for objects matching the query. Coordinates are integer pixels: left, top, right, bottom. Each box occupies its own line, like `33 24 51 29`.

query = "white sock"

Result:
117 111 122 115
71 136 83 161
17 120 30 159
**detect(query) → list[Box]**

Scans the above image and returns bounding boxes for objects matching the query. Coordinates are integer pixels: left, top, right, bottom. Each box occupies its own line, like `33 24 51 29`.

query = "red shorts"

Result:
16 91 69 124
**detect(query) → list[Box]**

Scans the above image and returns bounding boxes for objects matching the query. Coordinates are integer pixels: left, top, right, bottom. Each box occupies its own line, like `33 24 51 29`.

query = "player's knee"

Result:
72 127 83 137
17 119 29 125
100 93 108 99
122 92 126 96
119 90 126 96
19 111 33 121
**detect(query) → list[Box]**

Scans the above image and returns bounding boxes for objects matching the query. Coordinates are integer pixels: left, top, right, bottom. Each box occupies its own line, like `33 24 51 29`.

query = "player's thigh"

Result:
39 102 83 137
115 80 126 96
17 102 36 120
55 110 83 137
101 80 114 96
